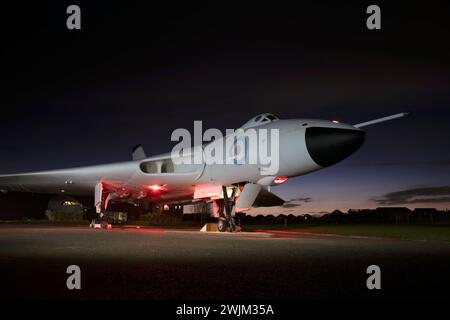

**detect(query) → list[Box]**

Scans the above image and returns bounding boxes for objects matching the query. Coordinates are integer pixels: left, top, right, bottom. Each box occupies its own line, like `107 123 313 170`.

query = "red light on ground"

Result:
273 176 288 184
147 184 167 192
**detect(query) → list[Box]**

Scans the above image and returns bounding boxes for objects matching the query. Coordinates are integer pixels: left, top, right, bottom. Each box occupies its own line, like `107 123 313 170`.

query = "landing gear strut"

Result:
92 182 111 229
218 186 237 232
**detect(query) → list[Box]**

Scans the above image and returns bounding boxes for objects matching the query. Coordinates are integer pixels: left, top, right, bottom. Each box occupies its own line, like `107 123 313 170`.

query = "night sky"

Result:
1 2 450 213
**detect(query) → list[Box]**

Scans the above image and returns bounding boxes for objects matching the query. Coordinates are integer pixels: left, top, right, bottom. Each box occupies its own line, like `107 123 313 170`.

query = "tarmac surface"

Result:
1 225 450 300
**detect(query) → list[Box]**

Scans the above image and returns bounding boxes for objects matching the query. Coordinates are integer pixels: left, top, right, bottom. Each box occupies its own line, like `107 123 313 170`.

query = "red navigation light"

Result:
147 184 167 192
273 176 288 184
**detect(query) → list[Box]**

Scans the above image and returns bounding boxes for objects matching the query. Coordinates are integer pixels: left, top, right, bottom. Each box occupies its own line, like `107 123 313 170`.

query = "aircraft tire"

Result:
217 219 228 232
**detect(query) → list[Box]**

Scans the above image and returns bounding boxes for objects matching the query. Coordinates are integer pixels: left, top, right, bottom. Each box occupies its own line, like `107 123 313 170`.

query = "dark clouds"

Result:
282 197 313 207
290 197 313 203
375 186 450 205
282 203 301 208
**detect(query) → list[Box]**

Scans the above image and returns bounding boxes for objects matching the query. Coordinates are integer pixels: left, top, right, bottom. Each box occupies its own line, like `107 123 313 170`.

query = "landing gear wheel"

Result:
228 217 236 232
218 219 228 232
218 185 239 232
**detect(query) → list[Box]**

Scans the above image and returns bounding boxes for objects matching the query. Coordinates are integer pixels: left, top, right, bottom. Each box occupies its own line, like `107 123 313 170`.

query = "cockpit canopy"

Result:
241 113 279 129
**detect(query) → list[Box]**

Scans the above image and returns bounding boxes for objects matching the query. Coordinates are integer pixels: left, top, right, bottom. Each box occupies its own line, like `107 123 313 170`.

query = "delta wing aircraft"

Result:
0 113 407 231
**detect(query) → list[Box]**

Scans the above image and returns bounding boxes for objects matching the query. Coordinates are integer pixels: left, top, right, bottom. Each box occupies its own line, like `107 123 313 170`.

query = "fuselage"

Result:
0 117 365 204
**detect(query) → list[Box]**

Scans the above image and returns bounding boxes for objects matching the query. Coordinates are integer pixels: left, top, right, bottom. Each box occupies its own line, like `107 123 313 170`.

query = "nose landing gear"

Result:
217 186 238 232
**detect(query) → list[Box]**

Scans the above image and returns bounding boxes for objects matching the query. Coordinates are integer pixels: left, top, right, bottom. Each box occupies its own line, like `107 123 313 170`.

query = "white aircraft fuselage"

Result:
0 112 407 227
0 116 364 202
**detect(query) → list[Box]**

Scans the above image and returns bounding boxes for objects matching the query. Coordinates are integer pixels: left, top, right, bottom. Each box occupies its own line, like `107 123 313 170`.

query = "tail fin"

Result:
132 144 146 161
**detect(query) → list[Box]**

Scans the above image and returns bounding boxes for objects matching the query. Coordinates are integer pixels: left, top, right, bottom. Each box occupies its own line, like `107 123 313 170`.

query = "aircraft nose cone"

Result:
305 127 365 167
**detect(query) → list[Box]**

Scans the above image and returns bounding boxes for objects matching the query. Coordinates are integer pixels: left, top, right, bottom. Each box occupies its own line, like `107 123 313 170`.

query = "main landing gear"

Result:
91 182 112 229
217 186 238 232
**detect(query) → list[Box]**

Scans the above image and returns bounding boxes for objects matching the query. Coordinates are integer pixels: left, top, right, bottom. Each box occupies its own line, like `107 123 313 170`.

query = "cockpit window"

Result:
241 113 280 129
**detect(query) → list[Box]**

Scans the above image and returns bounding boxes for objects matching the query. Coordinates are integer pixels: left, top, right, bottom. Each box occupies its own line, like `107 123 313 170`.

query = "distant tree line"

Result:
1 191 448 226
236 207 450 226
